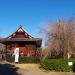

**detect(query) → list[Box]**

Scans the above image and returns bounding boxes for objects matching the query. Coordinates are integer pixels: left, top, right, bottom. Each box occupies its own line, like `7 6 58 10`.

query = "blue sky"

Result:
0 0 75 47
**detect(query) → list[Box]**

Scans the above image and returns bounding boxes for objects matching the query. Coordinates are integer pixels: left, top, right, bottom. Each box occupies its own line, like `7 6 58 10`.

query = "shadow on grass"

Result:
0 63 21 75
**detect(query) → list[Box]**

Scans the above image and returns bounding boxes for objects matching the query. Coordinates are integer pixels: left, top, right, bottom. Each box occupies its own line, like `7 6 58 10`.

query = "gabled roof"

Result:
0 25 42 47
7 25 33 39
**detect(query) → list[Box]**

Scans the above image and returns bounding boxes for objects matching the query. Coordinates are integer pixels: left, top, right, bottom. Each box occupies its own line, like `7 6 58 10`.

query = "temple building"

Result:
0 26 42 56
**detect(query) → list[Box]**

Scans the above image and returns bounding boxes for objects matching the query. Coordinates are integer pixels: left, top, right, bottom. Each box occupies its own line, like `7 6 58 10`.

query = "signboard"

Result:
68 62 73 66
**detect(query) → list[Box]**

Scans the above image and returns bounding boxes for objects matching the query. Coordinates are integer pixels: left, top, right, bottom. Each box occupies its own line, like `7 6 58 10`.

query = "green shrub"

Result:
40 59 75 72
6 53 40 63
20 56 40 63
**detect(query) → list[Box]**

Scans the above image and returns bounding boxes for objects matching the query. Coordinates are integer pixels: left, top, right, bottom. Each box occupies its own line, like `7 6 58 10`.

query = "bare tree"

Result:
42 18 75 59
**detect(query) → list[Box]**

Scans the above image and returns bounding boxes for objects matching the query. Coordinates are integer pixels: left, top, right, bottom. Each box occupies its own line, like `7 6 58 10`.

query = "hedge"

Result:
5 53 40 63
19 56 40 63
40 59 75 72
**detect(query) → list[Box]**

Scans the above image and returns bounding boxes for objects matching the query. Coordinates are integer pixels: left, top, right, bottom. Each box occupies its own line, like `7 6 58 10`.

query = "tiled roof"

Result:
0 38 42 42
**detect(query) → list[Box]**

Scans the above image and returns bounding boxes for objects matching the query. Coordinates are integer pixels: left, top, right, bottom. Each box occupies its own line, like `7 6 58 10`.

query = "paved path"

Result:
17 69 49 75
13 63 51 75
17 69 75 75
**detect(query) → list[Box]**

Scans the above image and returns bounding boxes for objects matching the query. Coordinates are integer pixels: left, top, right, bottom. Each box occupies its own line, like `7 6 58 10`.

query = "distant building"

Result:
0 26 42 56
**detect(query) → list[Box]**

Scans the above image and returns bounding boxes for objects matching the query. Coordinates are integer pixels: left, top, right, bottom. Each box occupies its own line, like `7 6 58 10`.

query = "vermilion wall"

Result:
12 47 40 56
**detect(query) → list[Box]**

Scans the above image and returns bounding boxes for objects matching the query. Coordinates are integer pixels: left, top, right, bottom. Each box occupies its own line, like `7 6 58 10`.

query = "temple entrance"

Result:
0 26 42 63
